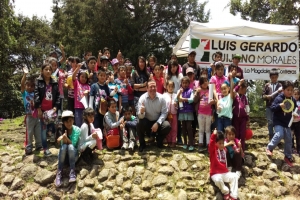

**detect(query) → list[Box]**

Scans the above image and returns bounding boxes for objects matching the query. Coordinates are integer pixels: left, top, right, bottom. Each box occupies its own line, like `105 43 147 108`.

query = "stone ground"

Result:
0 117 300 200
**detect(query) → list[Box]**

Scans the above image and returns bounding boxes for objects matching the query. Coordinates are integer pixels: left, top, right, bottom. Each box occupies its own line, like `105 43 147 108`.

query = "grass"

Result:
0 116 25 130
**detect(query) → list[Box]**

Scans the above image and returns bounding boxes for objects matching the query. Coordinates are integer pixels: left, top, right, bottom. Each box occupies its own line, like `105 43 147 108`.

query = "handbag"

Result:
105 113 121 149
43 109 58 125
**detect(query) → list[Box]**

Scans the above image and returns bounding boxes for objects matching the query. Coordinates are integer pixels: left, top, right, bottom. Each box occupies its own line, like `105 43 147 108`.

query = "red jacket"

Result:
209 134 228 177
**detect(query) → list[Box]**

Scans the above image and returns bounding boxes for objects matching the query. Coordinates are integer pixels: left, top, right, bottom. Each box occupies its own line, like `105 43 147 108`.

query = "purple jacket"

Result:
179 88 194 113
233 92 249 118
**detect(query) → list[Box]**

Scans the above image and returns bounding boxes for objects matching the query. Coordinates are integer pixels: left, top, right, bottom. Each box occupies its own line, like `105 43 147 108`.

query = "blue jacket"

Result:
270 93 297 128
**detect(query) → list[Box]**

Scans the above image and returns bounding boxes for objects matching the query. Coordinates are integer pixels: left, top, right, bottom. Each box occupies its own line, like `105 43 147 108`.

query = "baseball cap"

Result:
62 110 74 118
111 58 119 65
100 56 109 61
186 67 194 74
188 51 196 56
232 54 242 60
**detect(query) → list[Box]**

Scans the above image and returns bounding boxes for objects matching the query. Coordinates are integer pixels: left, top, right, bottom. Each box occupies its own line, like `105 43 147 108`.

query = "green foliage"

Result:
51 0 210 64
247 80 265 117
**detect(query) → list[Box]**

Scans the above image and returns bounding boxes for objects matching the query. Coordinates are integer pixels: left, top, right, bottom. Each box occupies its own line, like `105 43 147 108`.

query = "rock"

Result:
282 163 291 172
244 155 254 167
152 174 168 186
257 185 271 195
166 181 175 190
123 181 132 192
273 186 288 197
116 174 124 186
77 180 85 188
98 169 110 182
109 168 118 179
127 159 144 167
0 155 11 163
84 179 95 187
39 161 48 167
34 169 55 185
157 191 175 200
44 197 53 200
135 166 145 174
20 164 38 179
242 166 251 177
99 190 114 200
120 155 132 161
290 166 300 174
11 177 24 190
2 165 15 173
104 161 115 169
105 181 115 189
238 177 246 187
176 189 187 200
78 187 98 200
15 163 24 169
141 180 152 191
90 165 100 178
12 193 24 199
146 163 156 172
3 174 15 185
262 170 279 180
176 182 186 189
179 160 188 171
273 159 283 169
0 184 8 196
257 162 268 169
173 154 183 162
293 174 300 181
253 167 263 176
149 155 157 162
158 166 174 175
180 172 193 180
158 158 168 165
186 155 201 162
80 168 89 179
187 192 201 200
123 193 131 200
143 170 154 181
126 167 134 178
133 175 142 185
94 184 104 192
169 160 179 171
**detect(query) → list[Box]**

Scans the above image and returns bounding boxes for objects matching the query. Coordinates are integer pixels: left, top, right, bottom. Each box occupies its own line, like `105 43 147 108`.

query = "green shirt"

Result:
61 125 81 148
217 95 233 119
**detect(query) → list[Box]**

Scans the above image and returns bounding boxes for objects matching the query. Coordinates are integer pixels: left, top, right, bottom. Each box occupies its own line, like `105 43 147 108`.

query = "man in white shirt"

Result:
137 81 171 152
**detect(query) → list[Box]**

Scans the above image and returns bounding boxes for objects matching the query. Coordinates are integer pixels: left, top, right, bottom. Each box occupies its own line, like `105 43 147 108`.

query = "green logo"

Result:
191 38 200 49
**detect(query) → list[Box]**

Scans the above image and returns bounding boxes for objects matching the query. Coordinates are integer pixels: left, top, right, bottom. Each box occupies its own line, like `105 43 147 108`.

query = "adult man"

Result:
137 81 171 152
182 51 201 80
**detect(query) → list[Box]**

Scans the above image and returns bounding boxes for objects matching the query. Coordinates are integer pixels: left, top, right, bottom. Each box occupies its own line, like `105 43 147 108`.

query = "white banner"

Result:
190 32 299 80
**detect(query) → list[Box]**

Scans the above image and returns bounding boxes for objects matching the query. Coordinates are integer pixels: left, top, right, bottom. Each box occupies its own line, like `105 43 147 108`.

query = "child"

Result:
21 71 42 155
34 63 60 156
86 56 98 85
65 57 81 114
163 81 178 147
104 99 124 148
102 47 113 71
224 64 240 87
132 56 150 113
99 55 110 72
177 76 195 151
122 106 138 150
164 60 183 94
291 88 300 154
217 74 234 132
182 51 200 80
200 68 208 79
209 129 239 200
231 54 243 79
111 58 119 79
107 72 122 112
55 111 81 187
79 108 99 165
72 64 90 127
225 126 243 178
195 77 215 152
89 69 111 130
232 80 249 151
208 51 222 80
147 55 157 74
210 62 228 130
266 81 297 166
115 65 133 109
125 63 135 113
151 64 164 94
262 69 282 140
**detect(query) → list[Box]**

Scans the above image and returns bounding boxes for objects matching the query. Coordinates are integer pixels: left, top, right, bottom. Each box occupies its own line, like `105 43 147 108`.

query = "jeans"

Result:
41 120 55 149
266 107 274 137
267 125 292 158
217 116 232 133
58 144 79 170
75 108 84 127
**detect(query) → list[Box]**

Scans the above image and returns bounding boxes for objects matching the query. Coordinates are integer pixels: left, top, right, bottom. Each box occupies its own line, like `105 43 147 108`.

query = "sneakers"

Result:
284 156 295 167
69 169 76 183
35 146 43 152
183 145 187 150
25 148 32 156
121 143 128 150
128 142 134 151
50 133 55 143
266 148 273 156
44 149 52 157
198 146 206 153
55 170 62 187
188 146 194 151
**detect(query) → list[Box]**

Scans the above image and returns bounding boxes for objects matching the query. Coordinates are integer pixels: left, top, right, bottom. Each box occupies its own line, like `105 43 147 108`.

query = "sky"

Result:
13 0 237 21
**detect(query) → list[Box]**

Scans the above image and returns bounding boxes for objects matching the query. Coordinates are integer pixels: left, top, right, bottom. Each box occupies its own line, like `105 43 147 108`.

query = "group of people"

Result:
21 46 299 199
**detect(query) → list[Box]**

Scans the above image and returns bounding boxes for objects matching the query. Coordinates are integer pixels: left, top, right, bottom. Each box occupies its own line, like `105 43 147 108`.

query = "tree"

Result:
51 0 210 64
0 0 54 118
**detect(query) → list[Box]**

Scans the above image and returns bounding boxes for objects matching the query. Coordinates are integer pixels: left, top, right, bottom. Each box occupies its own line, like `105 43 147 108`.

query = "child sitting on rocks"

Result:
209 129 239 200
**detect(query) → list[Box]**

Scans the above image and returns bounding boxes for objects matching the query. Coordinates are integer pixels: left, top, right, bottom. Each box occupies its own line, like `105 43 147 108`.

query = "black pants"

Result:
137 118 171 147
292 121 300 151
226 151 242 172
67 97 75 114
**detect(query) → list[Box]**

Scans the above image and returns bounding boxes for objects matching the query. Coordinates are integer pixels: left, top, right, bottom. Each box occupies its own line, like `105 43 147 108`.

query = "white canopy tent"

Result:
173 16 299 57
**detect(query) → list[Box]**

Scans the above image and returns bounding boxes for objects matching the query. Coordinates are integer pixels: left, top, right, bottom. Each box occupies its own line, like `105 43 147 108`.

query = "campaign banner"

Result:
190 32 299 80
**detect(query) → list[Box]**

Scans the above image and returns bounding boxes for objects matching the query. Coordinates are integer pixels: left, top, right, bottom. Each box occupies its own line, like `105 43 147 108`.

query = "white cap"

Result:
62 110 74 118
